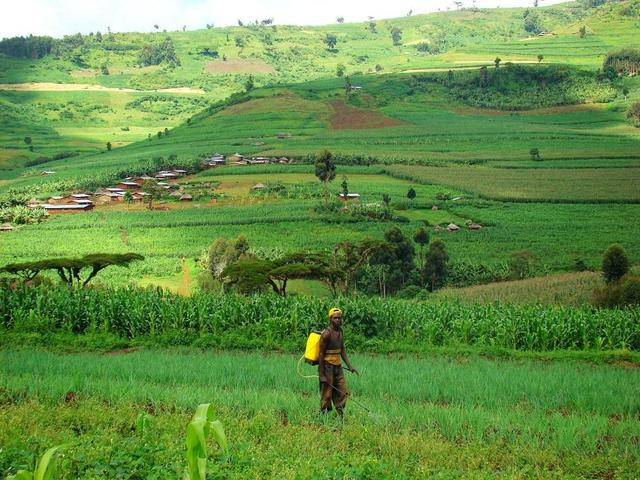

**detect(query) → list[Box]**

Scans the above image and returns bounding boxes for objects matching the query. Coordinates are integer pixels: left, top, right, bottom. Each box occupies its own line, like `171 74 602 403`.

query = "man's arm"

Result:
318 331 329 383
341 345 359 375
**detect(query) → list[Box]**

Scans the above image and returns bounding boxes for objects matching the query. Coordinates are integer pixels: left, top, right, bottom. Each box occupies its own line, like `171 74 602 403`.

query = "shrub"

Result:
602 244 629 284
603 48 640 76
509 250 535 280
592 275 640 308
627 100 640 127
396 285 423 299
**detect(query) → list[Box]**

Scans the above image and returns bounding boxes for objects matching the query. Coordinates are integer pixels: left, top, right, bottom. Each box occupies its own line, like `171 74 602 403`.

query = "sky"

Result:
0 0 569 38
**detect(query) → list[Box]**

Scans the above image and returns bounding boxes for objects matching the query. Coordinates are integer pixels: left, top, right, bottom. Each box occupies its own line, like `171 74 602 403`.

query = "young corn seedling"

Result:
136 412 152 436
184 403 228 480
7 445 64 480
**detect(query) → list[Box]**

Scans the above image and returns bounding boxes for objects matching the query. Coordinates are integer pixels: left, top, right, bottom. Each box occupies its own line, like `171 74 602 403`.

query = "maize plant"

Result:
1 286 638 351
7 445 64 480
136 412 152 436
184 403 228 480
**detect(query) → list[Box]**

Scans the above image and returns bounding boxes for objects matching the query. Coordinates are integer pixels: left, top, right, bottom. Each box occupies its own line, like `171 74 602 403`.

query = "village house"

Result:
337 193 361 201
40 171 55 176
155 171 178 180
249 157 270 165
278 157 290 164
47 195 73 205
179 193 193 202
94 193 122 205
115 181 141 191
132 192 150 202
252 183 266 190
71 193 91 200
39 203 95 214
203 154 226 168
0 223 14 232
131 175 154 185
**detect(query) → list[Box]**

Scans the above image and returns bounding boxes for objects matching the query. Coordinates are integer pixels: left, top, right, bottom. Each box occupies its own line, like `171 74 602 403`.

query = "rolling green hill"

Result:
1 0 639 290
1 0 639 175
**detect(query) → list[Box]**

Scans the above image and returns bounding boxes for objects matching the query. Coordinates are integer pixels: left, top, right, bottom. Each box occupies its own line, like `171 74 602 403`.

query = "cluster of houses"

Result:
202 153 290 168
28 169 191 214
28 154 295 215
433 223 483 232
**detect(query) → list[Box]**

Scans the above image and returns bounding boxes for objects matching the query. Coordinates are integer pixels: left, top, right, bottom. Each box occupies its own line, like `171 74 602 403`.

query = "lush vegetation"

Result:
1 348 639 478
2 286 638 351
1 2 640 477
1 0 640 173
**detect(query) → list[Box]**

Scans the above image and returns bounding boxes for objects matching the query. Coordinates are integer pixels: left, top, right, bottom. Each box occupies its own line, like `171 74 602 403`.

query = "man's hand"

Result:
348 367 360 376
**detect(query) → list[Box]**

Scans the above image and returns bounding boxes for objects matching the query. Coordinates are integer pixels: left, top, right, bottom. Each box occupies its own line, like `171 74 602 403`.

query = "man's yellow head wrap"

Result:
328 307 342 318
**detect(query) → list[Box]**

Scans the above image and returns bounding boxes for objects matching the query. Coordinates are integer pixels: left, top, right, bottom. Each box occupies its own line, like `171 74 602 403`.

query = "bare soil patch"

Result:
205 58 276 74
328 100 402 130
616 361 640 369
70 69 97 77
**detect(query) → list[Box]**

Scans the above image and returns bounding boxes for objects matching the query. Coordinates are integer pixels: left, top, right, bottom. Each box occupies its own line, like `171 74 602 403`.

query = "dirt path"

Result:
177 257 191 297
0 82 205 94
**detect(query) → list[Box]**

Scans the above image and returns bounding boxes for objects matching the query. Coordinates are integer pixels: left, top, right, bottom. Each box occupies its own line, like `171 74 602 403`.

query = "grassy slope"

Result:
1 1 639 170
3 69 640 192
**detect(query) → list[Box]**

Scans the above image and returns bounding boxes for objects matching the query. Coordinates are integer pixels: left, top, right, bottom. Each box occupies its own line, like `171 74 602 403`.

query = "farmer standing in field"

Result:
318 307 359 415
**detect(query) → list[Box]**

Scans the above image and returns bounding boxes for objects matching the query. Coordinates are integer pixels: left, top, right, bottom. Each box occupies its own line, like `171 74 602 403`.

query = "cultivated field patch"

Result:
328 100 403 130
70 69 96 77
1 348 638 478
436 271 604 305
204 58 276 74
387 165 640 203
219 92 328 117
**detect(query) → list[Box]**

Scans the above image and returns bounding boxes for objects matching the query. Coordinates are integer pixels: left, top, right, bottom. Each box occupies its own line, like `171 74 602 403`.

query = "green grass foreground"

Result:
0 348 638 478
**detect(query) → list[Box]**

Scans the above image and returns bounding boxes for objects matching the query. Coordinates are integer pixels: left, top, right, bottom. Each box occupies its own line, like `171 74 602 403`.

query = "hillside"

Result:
1 0 639 291
2 64 639 196
1 0 639 175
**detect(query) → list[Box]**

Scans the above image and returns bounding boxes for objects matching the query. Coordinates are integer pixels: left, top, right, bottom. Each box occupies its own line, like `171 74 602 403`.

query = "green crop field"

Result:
1 348 639 478
386 164 640 202
2 169 639 284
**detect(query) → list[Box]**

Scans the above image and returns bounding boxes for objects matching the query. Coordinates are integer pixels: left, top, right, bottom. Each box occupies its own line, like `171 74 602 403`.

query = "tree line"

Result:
198 226 449 298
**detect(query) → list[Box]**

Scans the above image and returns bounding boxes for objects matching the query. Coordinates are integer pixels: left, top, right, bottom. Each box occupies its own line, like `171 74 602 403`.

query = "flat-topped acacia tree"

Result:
0 253 144 287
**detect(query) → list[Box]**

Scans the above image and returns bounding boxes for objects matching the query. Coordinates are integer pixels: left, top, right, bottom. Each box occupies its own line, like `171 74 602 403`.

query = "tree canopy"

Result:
0 253 144 286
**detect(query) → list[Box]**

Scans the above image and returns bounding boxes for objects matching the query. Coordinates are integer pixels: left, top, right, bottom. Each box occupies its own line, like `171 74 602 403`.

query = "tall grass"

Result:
1 348 639 467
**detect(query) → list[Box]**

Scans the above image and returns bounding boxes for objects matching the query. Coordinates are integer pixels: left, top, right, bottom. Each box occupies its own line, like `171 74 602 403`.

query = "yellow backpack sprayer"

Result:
304 331 322 365
296 330 324 379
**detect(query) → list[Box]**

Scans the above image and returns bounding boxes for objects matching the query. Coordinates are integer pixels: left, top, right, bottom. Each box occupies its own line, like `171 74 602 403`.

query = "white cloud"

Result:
1 0 568 38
